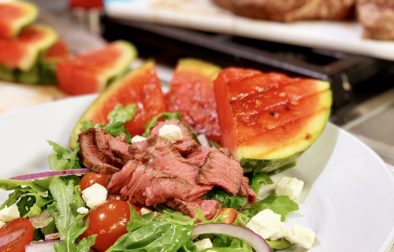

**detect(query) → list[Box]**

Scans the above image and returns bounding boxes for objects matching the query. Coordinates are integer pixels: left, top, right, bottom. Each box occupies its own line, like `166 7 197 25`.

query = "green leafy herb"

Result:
248 172 273 193
107 208 195 252
142 112 180 137
80 121 94 132
0 179 51 218
246 194 299 221
48 141 81 170
47 177 95 252
201 234 253 252
205 189 247 210
102 104 137 142
267 238 294 250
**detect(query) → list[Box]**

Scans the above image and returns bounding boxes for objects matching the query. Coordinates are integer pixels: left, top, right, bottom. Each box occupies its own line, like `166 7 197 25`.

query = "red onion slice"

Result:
10 169 89 180
192 223 272 252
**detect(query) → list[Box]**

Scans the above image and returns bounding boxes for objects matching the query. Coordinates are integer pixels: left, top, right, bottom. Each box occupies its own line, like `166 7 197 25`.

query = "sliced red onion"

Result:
10 169 89 180
197 134 209 147
26 240 58 252
192 223 272 252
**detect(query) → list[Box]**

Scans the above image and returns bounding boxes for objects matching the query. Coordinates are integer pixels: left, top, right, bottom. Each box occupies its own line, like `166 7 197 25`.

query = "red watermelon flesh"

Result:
69 61 167 148
44 40 70 62
0 24 57 71
56 41 137 95
166 59 221 142
214 68 332 160
0 1 38 39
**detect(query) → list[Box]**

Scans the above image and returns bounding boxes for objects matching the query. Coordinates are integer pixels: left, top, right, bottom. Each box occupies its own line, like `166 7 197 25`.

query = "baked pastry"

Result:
357 0 394 40
213 0 355 22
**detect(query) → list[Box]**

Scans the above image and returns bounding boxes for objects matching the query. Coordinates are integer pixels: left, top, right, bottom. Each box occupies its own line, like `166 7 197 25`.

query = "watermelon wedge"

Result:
40 40 70 84
56 41 137 95
0 24 57 71
167 58 221 142
214 68 332 173
69 61 167 148
0 1 38 39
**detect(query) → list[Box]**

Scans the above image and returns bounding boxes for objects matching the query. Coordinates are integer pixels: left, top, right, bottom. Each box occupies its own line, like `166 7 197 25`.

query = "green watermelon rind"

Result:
176 58 221 80
68 61 153 149
15 24 58 71
92 40 138 90
0 65 16 82
237 82 333 174
1 1 38 38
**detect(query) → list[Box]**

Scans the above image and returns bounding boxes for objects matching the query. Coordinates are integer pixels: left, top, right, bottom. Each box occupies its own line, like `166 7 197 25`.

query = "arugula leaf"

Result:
246 194 299 221
48 141 81 170
107 208 195 252
204 234 253 252
142 112 180 137
204 189 247 210
248 172 273 193
47 177 95 252
267 238 294 250
0 179 51 218
80 121 94 132
103 104 137 142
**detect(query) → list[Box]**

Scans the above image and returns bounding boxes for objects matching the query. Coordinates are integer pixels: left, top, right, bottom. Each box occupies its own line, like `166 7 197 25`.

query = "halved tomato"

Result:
0 218 34 252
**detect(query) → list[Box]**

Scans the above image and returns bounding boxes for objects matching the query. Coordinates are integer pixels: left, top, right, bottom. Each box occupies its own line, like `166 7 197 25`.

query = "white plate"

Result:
0 96 394 251
105 0 394 61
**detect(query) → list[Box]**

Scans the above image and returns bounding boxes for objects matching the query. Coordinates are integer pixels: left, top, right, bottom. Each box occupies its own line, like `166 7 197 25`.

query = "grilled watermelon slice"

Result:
167 58 221 142
0 1 38 39
0 24 57 71
214 68 332 173
40 40 70 84
56 40 137 95
69 61 167 149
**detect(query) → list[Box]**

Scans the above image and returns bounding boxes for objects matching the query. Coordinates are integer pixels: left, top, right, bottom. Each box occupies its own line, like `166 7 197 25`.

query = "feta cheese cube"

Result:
77 207 89 215
286 224 316 249
194 238 213 251
0 220 5 228
131 135 146 143
140 207 152 215
275 177 304 201
158 124 183 143
246 209 286 240
82 183 108 209
0 204 20 222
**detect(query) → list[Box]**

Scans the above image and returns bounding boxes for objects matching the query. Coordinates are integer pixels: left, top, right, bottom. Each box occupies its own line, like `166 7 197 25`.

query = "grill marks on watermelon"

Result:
167 59 222 142
0 1 38 39
214 68 332 161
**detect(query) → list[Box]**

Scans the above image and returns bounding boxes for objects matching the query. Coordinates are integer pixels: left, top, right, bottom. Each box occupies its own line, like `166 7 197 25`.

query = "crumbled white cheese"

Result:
0 220 5 228
131 135 146 143
0 204 20 222
158 124 183 143
82 183 108 209
275 177 304 201
77 207 89 215
286 224 316 249
246 209 286 240
140 207 152 215
194 238 213 251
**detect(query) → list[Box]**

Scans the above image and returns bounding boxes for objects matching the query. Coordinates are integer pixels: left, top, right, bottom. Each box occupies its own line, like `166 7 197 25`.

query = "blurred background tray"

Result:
105 0 394 61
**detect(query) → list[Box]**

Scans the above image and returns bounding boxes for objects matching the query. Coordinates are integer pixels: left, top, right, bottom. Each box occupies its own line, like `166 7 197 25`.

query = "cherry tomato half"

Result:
80 172 111 191
81 199 130 252
0 218 34 252
217 208 238 224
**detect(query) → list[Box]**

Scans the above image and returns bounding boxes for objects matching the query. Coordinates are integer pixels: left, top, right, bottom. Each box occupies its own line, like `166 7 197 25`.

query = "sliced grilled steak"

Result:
150 120 199 156
95 128 125 167
358 0 394 40
167 198 221 220
197 148 243 195
78 128 119 174
240 177 257 204
213 0 355 22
